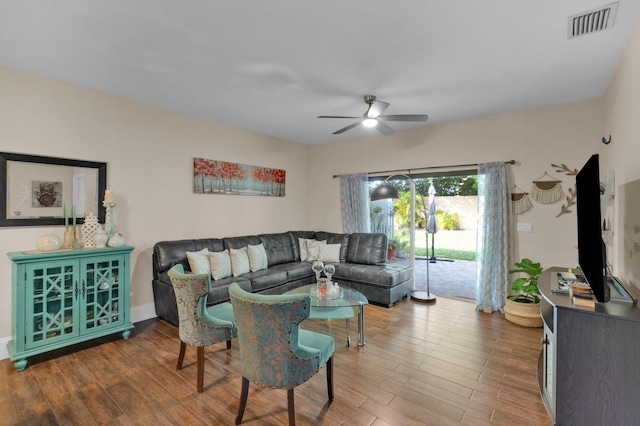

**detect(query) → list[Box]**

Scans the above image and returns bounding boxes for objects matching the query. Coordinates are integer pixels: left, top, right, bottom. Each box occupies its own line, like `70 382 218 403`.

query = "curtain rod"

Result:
332 160 516 178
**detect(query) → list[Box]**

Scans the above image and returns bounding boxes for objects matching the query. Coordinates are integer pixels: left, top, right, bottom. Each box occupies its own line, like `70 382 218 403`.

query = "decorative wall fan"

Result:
318 95 428 135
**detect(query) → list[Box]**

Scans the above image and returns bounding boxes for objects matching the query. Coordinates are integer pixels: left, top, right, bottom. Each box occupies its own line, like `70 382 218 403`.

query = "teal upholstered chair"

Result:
168 264 237 393
228 282 334 426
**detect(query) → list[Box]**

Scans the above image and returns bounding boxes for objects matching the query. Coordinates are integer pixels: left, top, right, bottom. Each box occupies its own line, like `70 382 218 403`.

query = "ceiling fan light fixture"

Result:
362 118 378 128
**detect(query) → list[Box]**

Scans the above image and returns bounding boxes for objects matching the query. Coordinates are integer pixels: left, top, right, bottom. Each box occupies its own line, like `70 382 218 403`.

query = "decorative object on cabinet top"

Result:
35 234 63 252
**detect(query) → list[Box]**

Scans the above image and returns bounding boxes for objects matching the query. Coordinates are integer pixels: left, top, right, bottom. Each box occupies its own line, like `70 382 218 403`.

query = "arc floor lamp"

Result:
371 175 436 302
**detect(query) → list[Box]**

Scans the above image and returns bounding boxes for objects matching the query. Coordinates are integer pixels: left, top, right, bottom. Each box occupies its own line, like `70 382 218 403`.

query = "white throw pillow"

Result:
230 247 250 277
299 238 309 261
186 248 210 274
306 239 327 261
208 250 232 280
318 243 341 263
248 243 268 272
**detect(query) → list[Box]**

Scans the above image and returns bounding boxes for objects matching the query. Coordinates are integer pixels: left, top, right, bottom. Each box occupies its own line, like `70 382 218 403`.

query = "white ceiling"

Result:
2 1 639 145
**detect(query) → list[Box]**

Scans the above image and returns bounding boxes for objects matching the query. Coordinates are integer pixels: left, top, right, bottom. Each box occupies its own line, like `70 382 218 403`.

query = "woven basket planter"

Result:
504 298 543 328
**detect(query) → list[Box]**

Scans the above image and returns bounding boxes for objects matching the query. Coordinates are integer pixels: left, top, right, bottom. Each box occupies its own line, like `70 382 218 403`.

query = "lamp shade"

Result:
371 184 400 201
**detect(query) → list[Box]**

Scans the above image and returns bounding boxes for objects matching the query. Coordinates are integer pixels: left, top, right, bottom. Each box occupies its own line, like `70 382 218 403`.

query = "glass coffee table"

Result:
285 284 369 346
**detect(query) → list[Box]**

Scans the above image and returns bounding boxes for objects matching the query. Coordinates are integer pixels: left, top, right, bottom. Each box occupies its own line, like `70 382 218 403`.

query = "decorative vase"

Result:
36 234 63 251
81 213 102 248
107 233 126 247
504 298 543 328
94 230 109 248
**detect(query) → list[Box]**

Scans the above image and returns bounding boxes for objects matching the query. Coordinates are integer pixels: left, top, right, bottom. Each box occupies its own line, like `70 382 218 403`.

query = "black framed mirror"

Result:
0 152 106 227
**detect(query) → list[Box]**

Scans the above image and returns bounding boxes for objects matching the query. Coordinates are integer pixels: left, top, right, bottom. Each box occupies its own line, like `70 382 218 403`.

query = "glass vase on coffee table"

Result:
323 263 335 282
311 260 324 282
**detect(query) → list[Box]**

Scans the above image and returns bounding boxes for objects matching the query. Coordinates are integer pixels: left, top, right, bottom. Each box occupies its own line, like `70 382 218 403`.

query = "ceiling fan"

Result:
318 95 428 135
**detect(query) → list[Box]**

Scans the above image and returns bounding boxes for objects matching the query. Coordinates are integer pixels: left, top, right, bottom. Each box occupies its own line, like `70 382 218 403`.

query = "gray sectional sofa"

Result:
152 231 413 327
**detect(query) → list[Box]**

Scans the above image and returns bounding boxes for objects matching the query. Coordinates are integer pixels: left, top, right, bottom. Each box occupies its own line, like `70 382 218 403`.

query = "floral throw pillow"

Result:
306 239 327 261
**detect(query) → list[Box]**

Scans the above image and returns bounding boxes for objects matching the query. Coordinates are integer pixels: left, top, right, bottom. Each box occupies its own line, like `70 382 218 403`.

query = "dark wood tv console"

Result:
538 267 640 425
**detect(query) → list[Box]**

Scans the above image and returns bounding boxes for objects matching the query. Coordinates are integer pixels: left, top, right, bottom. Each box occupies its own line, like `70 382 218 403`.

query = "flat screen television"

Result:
576 154 609 302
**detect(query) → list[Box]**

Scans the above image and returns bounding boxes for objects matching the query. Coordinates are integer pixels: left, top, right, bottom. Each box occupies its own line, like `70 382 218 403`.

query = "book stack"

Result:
570 283 596 307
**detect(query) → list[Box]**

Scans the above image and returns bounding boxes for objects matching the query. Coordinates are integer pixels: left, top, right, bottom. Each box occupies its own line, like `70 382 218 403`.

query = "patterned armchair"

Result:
168 264 237 393
228 282 334 426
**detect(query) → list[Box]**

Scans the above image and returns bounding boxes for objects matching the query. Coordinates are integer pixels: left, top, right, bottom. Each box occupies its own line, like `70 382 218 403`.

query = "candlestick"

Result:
64 202 68 229
72 204 76 228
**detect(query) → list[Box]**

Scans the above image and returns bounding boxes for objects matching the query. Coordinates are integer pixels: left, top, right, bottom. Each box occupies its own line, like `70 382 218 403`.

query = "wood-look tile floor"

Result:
0 297 552 425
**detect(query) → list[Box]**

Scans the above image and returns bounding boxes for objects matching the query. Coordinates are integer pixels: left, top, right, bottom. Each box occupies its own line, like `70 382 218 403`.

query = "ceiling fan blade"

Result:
376 121 395 136
366 101 390 118
378 114 429 122
333 121 363 134
318 115 362 119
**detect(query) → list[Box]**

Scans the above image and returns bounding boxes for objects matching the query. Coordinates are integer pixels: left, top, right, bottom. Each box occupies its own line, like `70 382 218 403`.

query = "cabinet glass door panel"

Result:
82 256 124 331
26 261 79 349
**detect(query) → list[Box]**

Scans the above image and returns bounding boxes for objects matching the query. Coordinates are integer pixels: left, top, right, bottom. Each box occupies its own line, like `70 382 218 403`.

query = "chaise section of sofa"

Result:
152 231 413 327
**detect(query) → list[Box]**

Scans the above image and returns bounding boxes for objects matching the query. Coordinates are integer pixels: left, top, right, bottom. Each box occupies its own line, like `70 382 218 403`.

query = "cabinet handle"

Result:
541 337 550 345
82 281 85 298
74 281 78 298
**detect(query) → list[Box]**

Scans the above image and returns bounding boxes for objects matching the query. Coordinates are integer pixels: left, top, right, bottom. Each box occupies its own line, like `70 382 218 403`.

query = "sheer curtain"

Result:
340 173 370 233
476 162 511 313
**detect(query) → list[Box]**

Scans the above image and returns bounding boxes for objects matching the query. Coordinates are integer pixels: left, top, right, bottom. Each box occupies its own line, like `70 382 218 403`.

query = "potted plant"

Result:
387 238 398 261
504 258 543 327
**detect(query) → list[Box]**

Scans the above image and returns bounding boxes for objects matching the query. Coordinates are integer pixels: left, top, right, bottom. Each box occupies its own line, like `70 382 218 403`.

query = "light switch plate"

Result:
517 223 533 232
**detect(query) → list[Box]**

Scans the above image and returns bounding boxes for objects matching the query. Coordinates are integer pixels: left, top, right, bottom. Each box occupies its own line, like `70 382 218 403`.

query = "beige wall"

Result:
0 66 312 341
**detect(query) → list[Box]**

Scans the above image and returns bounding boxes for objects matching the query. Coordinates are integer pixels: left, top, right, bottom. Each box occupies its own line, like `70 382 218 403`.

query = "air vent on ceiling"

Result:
568 2 618 39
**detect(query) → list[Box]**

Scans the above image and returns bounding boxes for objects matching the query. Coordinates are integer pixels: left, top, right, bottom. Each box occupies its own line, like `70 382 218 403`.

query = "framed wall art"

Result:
194 157 285 197
0 152 107 227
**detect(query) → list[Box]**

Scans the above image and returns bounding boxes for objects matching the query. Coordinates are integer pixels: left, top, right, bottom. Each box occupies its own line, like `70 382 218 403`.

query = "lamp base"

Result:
411 291 437 303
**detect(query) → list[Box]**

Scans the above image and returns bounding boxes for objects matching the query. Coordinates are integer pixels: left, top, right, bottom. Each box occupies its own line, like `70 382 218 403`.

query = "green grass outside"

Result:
408 229 477 261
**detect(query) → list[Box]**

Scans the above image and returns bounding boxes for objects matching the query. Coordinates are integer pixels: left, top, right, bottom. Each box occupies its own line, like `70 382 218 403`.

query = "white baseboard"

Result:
0 303 158 361
130 302 158 323
0 336 9 361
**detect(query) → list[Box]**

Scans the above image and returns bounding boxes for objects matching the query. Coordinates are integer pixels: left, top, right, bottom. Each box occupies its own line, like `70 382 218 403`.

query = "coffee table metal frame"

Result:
285 284 368 346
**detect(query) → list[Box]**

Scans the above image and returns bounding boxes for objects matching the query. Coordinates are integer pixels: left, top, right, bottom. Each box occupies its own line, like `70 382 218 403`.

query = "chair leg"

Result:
287 388 295 426
327 356 334 401
227 339 232 350
235 377 250 425
197 346 205 393
176 341 187 370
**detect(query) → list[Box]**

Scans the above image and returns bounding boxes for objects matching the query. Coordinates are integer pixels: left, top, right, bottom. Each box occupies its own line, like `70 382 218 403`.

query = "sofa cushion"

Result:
223 235 261 250
268 261 315 282
333 263 413 287
208 250 232 280
245 269 289 292
206 277 252 305
259 233 296 266
248 243 268 271
230 247 250 276
346 233 387 265
315 232 350 262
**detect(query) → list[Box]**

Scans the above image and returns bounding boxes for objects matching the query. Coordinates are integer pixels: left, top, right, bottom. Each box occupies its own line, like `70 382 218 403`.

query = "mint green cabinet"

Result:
7 246 134 371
